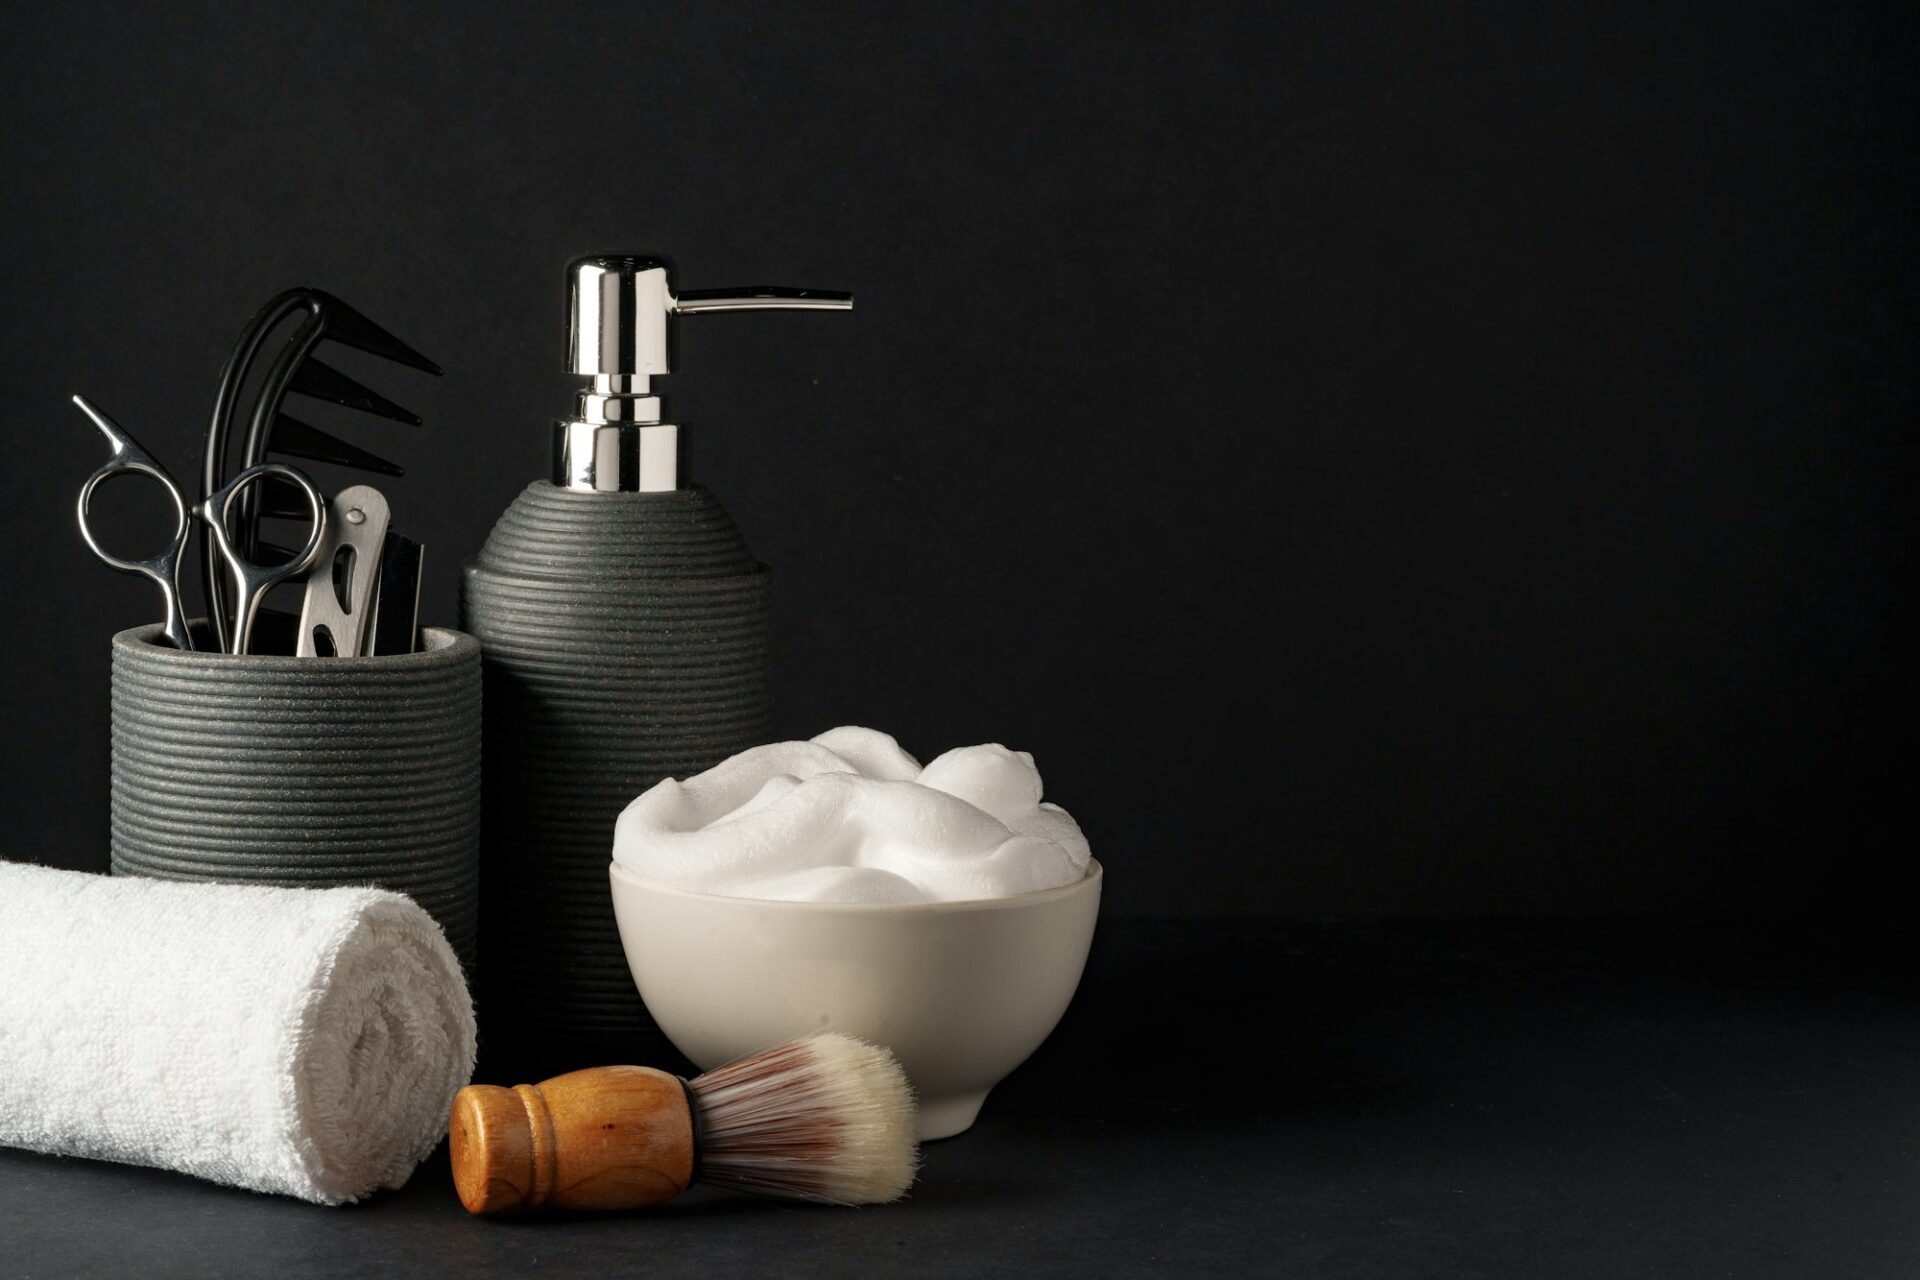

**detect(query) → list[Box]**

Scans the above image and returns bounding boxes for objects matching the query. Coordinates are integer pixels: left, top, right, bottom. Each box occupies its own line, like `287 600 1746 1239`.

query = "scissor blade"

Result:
271 415 406 477
287 358 423 425
312 291 443 376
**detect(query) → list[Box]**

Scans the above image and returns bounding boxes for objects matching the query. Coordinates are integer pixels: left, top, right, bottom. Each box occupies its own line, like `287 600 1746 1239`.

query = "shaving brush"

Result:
450 1033 919 1212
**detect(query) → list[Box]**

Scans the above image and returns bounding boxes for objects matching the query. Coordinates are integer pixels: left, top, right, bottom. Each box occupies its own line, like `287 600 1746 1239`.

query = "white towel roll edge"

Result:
0 861 477 1205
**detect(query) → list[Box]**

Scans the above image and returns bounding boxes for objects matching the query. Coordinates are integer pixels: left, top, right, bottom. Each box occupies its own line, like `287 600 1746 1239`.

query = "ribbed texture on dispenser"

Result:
462 483 772 1063
109 626 483 969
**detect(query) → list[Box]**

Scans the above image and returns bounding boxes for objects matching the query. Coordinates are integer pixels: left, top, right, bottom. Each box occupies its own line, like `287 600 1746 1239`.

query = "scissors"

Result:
73 394 328 654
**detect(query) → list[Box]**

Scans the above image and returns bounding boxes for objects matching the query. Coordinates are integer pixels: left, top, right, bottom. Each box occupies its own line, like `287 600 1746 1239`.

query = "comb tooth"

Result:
287 357 423 425
253 474 324 520
246 606 301 656
271 414 406 477
312 291 444 375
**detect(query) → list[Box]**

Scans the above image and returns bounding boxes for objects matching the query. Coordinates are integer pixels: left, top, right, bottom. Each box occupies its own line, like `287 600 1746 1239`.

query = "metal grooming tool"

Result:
367 532 425 656
296 485 391 657
74 395 328 655
201 289 440 652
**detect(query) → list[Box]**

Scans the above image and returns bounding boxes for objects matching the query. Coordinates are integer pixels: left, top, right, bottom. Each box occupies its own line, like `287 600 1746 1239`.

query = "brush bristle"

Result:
689 1033 919 1205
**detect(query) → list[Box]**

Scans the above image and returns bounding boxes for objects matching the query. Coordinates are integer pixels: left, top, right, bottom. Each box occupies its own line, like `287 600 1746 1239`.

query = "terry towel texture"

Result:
0 860 477 1204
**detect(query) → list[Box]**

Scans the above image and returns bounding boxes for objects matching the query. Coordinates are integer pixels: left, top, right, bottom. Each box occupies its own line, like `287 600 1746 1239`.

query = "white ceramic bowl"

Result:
609 859 1102 1139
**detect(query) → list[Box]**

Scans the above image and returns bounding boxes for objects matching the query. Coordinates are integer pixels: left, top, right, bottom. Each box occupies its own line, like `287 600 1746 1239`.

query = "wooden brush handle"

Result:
450 1065 695 1213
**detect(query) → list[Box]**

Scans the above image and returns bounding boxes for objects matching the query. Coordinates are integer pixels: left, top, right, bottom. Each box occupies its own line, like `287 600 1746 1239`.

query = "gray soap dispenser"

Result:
463 255 851 1066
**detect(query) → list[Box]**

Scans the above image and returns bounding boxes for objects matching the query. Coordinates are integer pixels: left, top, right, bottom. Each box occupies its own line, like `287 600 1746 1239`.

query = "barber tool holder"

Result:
107 623 483 970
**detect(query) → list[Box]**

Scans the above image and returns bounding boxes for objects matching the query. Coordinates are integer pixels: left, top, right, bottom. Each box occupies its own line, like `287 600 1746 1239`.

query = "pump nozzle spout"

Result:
556 256 852 492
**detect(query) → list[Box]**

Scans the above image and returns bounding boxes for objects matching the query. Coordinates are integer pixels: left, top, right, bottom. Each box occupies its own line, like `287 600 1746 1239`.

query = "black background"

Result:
1 1 1913 918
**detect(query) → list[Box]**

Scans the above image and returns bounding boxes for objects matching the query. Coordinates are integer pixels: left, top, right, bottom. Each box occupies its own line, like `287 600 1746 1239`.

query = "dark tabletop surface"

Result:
4 917 1917 1278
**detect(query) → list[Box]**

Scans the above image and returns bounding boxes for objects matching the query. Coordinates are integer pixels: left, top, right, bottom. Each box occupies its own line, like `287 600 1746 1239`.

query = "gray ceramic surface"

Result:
109 624 482 969
463 482 771 1063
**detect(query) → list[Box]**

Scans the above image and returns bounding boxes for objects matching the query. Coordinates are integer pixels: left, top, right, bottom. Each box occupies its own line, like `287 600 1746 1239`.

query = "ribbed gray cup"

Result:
109 624 482 970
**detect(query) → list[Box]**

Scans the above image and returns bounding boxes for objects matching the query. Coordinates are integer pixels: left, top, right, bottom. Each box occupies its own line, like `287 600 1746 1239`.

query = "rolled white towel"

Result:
0 860 476 1205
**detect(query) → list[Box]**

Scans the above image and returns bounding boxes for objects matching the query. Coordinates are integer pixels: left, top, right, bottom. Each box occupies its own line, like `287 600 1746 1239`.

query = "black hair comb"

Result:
199 289 441 652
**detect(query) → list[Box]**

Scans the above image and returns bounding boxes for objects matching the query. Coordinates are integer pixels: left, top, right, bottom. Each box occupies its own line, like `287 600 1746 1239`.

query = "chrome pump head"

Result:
554 255 853 492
